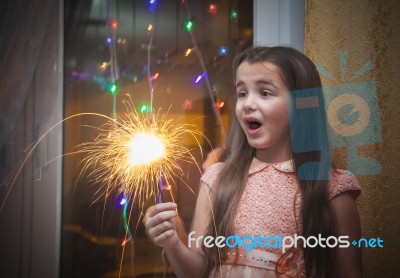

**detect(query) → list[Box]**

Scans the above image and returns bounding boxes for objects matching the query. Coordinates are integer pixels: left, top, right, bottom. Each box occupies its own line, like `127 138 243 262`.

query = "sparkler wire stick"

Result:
157 170 164 204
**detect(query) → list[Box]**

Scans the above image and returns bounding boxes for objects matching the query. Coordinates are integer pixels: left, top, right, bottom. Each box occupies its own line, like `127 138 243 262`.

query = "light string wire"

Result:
145 3 173 277
104 0 135 275
183 1 225 276
183 1 227 148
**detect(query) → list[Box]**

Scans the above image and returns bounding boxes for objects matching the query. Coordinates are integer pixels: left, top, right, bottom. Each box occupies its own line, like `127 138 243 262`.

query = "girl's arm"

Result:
143 181 211 277
330 192 363 278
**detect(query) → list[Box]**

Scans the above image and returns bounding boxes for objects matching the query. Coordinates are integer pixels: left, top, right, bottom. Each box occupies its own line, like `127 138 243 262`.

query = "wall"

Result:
305 0 400 276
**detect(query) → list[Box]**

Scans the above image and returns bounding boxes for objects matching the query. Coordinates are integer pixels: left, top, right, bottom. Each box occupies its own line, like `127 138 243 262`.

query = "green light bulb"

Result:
230 9 238 19
140 104 150 113
108 83 119 95
184 18 194 32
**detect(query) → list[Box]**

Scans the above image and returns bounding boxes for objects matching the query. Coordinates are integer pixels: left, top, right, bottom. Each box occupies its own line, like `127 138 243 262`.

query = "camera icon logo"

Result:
324 81 382 176
289 51 382 178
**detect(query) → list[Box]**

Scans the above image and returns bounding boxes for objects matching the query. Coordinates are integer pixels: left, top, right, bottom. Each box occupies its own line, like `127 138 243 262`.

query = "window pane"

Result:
62 1 252 277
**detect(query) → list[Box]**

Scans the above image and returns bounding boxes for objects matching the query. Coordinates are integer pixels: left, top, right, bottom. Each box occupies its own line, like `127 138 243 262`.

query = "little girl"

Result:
143 46 362 277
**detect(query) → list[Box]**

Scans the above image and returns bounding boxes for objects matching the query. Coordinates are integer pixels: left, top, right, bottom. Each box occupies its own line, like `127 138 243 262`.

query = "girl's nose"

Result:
243 94 257 111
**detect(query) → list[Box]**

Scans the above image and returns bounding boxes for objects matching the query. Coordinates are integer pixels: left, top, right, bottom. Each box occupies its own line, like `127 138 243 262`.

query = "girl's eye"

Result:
260 90 272 97
237 91 247 98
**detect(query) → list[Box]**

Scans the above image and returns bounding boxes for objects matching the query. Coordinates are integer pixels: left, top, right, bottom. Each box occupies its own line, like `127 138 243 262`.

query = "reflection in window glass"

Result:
62 1 252 277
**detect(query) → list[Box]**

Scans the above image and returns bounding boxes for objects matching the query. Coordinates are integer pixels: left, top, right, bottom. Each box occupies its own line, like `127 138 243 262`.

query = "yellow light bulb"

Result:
185 48 192 57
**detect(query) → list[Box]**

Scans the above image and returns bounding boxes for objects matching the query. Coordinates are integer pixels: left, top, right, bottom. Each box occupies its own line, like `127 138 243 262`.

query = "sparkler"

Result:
77 100 203 209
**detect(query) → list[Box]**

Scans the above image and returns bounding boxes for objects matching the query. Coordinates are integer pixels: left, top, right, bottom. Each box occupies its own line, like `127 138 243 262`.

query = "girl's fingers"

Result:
148 219 175 239
153 228 175 245
145 209 177 229
142 203 179 247
146 202 177 218
143 203 178 240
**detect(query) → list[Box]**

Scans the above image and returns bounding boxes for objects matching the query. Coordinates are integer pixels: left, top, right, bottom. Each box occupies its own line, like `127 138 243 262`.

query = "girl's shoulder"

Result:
328 169 361 201
200 162 224 189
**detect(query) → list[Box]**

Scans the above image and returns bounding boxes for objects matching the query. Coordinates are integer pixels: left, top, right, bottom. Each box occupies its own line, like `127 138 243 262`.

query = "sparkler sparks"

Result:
126 133 165 166
77 101 203 208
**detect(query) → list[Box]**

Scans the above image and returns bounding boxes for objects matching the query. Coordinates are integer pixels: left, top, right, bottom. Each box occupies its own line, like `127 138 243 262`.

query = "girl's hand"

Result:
143 202 179 249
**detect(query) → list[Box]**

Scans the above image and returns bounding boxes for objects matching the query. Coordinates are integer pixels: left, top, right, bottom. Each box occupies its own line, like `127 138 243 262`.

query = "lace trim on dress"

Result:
249 157 295 175
201 158 296 189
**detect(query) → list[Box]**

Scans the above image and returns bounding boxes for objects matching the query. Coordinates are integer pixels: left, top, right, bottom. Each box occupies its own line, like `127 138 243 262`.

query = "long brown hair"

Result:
202 46 336 277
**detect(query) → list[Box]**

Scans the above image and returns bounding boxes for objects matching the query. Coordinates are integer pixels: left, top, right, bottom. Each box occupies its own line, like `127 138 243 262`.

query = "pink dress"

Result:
200 157 361 278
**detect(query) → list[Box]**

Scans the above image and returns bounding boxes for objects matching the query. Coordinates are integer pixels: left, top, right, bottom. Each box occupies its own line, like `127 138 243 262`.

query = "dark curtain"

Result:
0 0 94 150
65 0 93 65
0 0 54 149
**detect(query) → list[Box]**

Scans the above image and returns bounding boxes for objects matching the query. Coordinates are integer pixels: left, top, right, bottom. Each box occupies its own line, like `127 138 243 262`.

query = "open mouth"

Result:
247 120 262 130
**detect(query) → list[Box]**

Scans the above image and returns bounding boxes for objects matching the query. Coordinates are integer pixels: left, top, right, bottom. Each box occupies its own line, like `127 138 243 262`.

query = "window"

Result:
62 1 253 276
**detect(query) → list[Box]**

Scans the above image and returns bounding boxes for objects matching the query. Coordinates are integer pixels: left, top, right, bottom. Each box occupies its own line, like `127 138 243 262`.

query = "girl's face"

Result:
235 61 291 163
